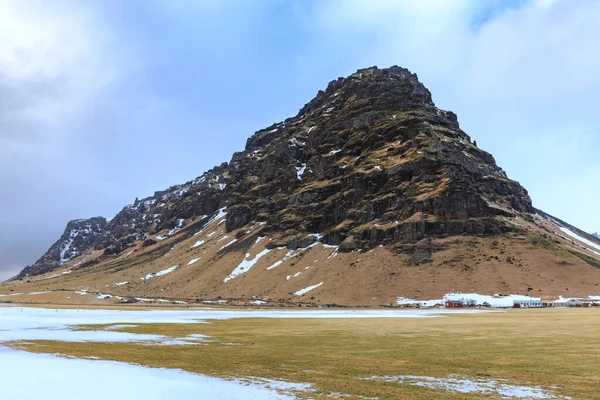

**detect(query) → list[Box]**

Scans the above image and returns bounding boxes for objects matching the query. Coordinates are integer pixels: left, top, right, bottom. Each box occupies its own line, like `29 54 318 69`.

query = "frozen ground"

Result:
0 306 492 344
0 347 308 400
0 305 490 336
0 305 493 399
365 375 571 399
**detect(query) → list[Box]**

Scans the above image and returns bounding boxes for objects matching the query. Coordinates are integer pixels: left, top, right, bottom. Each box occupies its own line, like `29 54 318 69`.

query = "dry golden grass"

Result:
9 308 600 399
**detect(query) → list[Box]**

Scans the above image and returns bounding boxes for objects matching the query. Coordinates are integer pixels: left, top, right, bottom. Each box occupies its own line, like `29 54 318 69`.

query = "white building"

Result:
513 299 542 308
552 298 583 307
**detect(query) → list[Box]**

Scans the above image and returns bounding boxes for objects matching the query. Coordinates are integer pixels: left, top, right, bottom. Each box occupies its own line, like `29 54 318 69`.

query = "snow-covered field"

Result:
1 347 308 400
0 305 491 400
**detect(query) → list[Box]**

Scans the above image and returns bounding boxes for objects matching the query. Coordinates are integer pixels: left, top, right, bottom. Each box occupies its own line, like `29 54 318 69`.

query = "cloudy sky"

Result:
1 0 598 280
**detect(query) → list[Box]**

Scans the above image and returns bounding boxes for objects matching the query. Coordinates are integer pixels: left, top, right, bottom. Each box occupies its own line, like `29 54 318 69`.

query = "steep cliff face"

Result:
13 66 596 306
18 217 107 277
223 66 533 251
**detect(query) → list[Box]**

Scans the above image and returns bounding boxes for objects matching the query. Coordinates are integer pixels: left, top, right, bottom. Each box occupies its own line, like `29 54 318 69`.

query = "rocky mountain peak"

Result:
593 232 600 240
297 66 438 119
17 217 107 278
16 65 535 278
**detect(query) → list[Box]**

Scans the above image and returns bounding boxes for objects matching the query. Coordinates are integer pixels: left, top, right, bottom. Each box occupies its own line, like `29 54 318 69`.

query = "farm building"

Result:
552 298 583 307
513 299 542 308
541 295 559 307
579 299 600 307
445 300 464 308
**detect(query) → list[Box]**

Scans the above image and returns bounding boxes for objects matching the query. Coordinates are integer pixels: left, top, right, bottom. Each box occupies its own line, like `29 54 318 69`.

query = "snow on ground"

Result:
0 306 494 362
296 163 307 180
364 375 570 399
167 218 185 236
0 305 490 327
224 248 272 282
141 266 178 281
327 249 339 259
559 227 600 252
0 347 308 400
193 207 227 236
187 258 200 265
26 291 52 296
540 214 600 256
191 239 205 248
289 271 302 279
267 243 322 270
266 260 284 270
0 307 207 345
0 305 558 400
0 306 499 399
0 306 493 352
113 281 129 287
294 282 323 296
219 238 238 251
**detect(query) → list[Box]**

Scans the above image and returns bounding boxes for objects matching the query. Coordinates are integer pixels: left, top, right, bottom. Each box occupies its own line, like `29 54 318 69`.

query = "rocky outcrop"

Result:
16 65 536 278
17 217 107 277
221 66 533 249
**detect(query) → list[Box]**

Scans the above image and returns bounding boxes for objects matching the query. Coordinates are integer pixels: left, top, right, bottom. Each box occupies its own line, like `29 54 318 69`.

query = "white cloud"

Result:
0 0 137 138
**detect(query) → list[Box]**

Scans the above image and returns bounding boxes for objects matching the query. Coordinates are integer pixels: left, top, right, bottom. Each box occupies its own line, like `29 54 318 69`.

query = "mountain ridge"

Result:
5 65 600 306
15 65 533 278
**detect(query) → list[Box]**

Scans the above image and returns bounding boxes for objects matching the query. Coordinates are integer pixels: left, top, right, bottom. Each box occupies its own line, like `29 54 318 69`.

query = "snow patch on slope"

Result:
559 227 600 252
191 240 205 249
224 248 272 283
294 282 323 296
141 266 178 281
296 163 307 180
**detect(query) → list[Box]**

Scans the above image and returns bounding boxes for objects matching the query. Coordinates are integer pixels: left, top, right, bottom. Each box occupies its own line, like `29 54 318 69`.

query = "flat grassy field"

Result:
9 308 600 399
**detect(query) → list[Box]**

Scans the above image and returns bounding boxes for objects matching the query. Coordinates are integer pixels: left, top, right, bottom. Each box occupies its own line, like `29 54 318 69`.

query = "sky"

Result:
1 0 598 280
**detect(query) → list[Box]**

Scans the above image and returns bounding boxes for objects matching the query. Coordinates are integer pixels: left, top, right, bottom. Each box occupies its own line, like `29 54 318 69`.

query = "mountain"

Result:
593 233 600 240
19 217 108 277
4 66 600 306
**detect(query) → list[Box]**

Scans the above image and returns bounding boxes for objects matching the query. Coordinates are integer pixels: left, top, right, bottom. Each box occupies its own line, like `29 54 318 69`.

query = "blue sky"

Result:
0 0 598 279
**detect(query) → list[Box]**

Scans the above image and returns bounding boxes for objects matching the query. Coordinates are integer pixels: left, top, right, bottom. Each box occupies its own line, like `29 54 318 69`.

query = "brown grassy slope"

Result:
2 212 600 306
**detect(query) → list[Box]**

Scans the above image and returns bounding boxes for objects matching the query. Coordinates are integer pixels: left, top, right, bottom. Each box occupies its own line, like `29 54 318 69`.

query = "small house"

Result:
445 300 464 308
